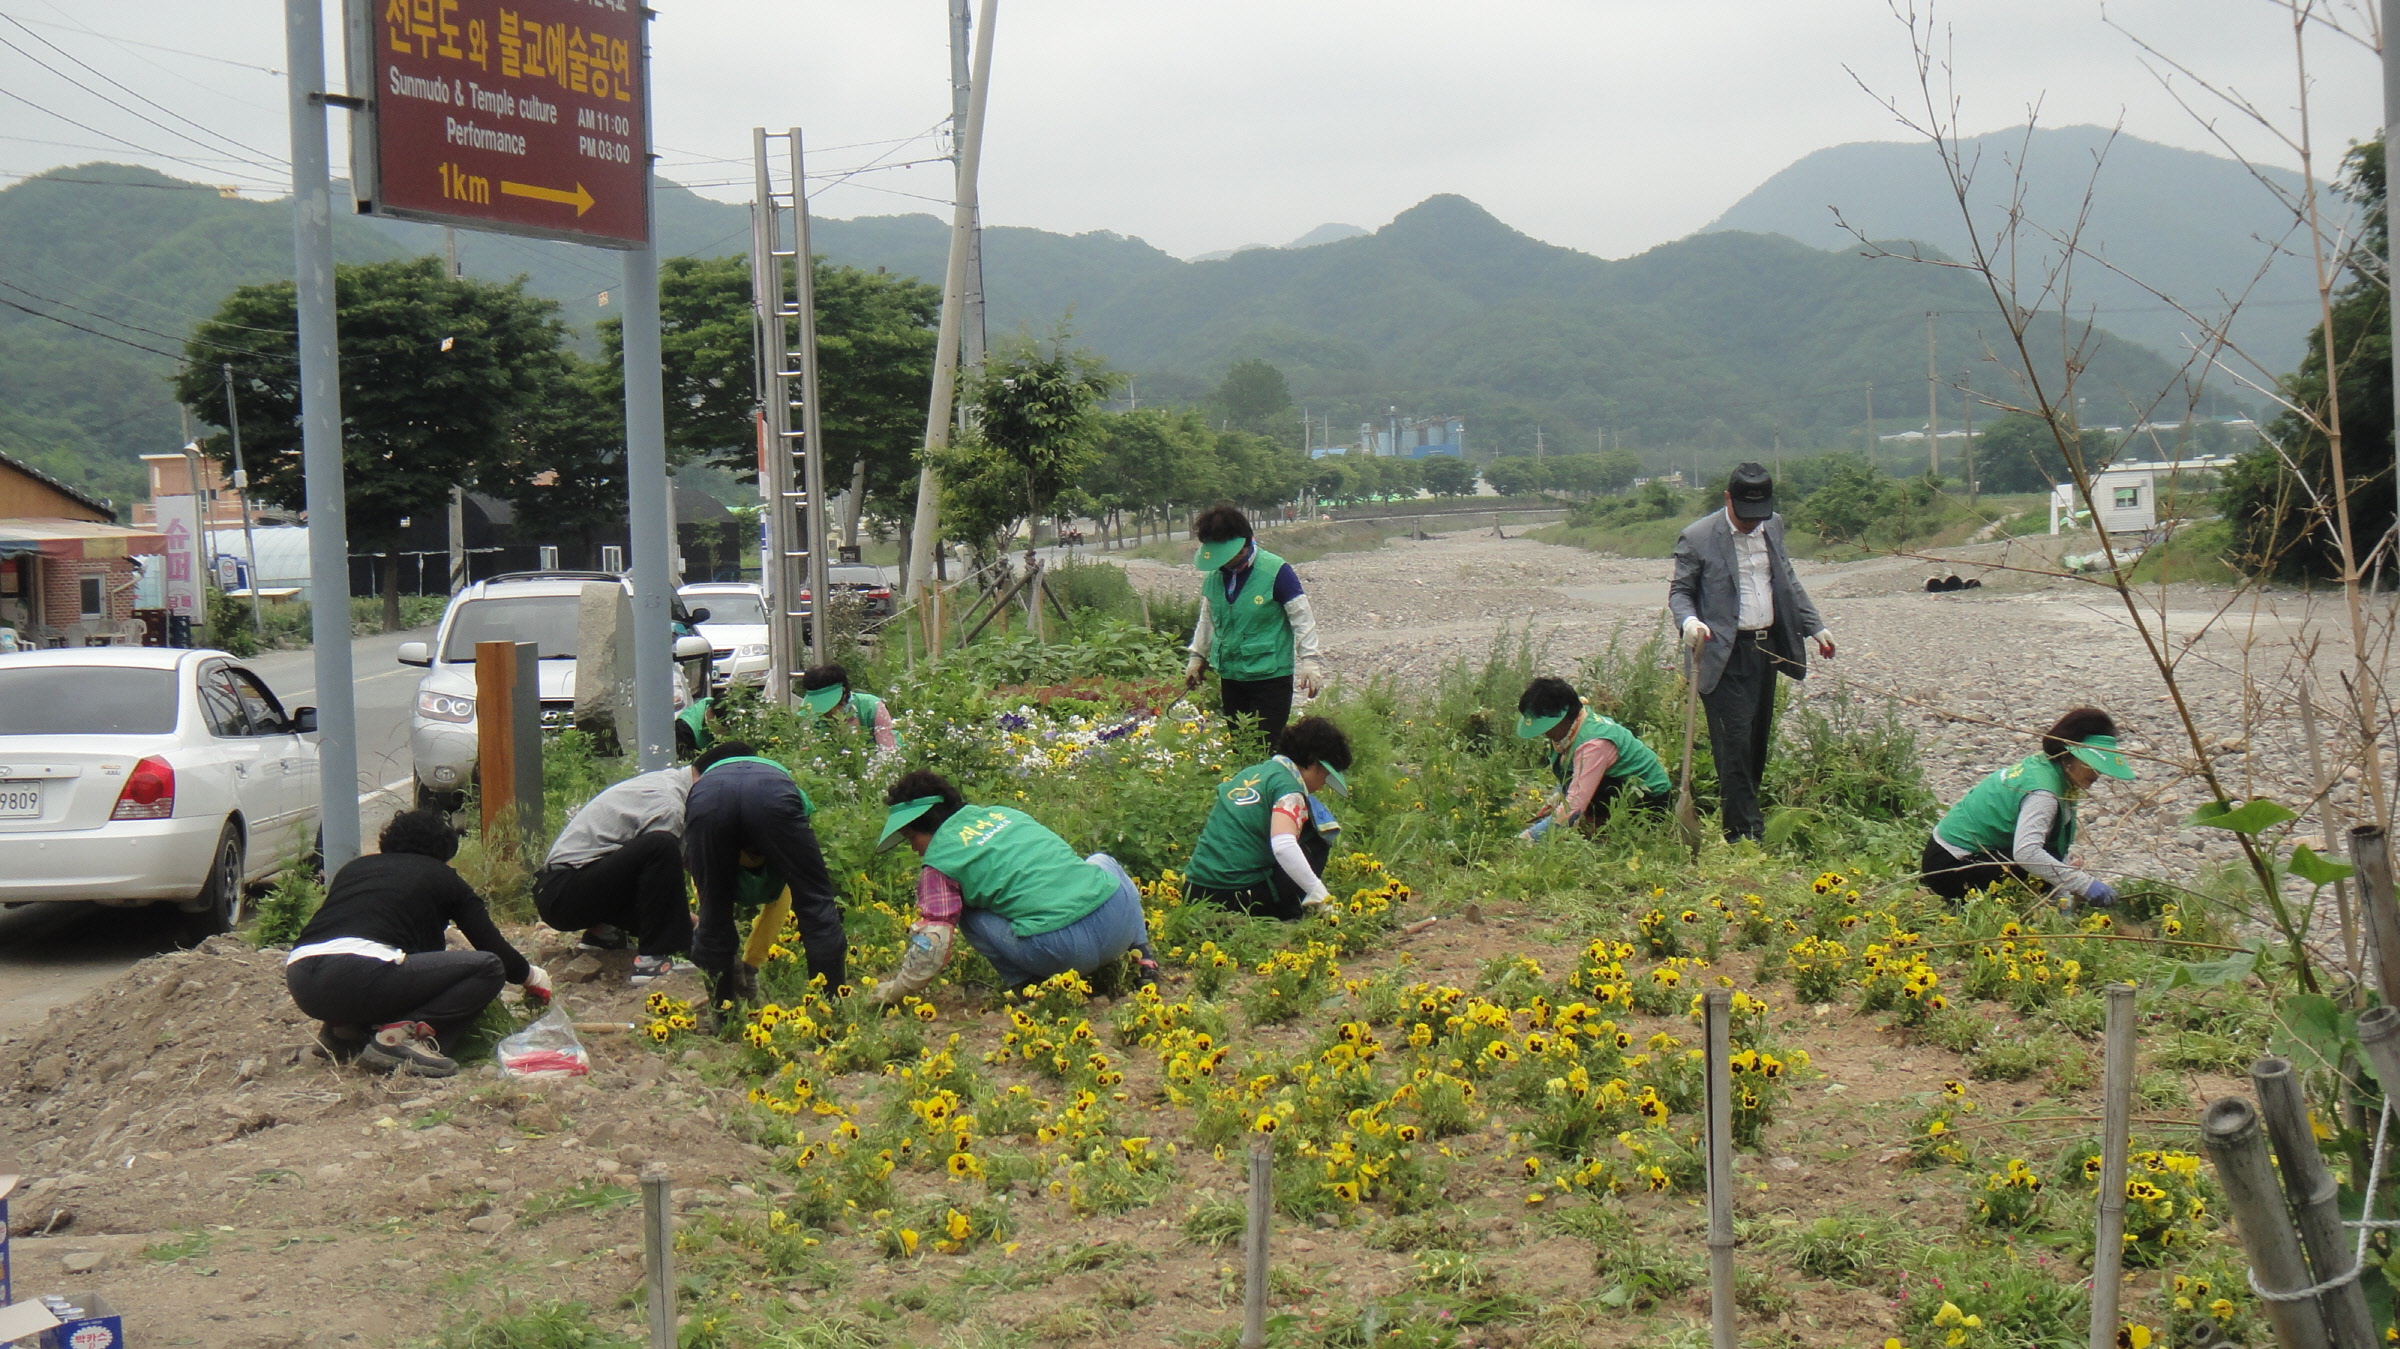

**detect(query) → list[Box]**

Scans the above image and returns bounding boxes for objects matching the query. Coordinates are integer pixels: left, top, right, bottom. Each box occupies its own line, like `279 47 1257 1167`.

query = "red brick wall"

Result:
35 557 137 635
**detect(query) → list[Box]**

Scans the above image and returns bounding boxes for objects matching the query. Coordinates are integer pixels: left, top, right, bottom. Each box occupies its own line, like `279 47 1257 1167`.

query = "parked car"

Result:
0 646 321 944
400 571 713 808
678 582 772 690
801 563 896 631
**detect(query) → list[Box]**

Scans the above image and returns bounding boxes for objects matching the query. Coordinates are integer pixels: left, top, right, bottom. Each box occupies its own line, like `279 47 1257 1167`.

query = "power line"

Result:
0 294 186 361
0 24 288 176
0 9 282 75
0 262 298 336
0 86 281 186
0 169 268 192
0 277 296 362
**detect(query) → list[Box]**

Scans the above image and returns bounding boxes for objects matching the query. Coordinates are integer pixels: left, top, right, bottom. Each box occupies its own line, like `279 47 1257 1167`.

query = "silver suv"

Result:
399 572 710 808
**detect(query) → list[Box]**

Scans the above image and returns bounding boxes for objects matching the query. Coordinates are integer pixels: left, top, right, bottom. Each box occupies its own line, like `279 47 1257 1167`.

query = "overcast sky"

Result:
1 0 2382 260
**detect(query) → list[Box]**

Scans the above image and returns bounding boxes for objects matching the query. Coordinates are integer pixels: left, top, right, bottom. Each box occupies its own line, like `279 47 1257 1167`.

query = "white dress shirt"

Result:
1728 509 1774 631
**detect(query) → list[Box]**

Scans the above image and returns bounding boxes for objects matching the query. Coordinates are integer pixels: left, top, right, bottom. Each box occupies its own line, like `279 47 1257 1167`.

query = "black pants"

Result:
285 950 504 1054
683 762 846 988
1578 776 1672 829
1700 632 1790 843
1919 835 2033 901
1220 675 1295 750
1190 828 1330 922
533 831 692 957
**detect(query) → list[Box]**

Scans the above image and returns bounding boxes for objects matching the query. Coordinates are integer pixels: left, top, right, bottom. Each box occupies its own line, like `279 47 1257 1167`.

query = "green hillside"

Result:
1 163 2201 507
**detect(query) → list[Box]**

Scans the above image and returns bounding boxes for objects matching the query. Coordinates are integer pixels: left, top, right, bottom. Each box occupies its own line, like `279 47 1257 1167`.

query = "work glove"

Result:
522 965 553 1006
2082 881 2119 909
1812 629 1837 660
708 961 758 1009
1297 658 1325 698
1680 616 1711 648
1184 655 1207 690
1518 818 1555 842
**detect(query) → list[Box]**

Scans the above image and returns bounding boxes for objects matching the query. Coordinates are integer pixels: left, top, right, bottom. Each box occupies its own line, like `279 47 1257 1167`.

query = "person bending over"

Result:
872 770 1159 1003
799 663 899 751
683 742 848 1007
1184 503 1325 748
534 764 696 984
285 809 549 1077
1514 677 1672 839
1921 707 2135 908
1184 715 1352 920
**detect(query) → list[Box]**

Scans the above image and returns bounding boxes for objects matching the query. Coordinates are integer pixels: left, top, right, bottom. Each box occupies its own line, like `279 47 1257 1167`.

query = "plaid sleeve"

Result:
917 865 965 925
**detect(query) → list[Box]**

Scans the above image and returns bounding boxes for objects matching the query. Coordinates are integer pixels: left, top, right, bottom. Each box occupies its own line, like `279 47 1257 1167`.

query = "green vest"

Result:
677 697 714 753
922 804 1119 938
1204 547 1294 681
1934 753 2078 858
1186 757 1307 890
1549 709 1671 796
847 690 883 734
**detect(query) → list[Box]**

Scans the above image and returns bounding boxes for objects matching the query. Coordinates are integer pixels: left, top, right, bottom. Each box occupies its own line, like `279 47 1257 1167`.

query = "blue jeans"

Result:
959 853 1156 992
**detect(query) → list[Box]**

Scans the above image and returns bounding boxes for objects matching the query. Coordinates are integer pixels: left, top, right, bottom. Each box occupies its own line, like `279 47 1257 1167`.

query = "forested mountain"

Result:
2 160 2206 508
1704 125 2337 367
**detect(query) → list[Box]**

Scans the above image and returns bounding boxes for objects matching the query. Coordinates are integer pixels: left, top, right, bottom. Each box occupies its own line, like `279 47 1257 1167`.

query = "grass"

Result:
2123 517 2244 586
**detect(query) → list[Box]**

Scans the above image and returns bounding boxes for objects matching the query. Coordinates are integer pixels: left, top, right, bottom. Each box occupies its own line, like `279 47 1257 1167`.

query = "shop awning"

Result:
0 518 168 560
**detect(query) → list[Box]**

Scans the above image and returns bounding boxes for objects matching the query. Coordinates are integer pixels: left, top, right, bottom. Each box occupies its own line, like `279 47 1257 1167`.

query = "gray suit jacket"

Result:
1667 510 1826 695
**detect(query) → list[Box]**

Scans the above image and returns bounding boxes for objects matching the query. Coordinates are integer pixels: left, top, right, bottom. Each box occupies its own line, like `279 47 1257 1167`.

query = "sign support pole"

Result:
287 0 360 869
620 9 674 772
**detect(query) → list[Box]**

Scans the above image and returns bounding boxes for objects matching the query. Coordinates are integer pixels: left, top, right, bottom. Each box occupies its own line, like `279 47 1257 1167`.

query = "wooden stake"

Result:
2354 827 2400 1008
2199 1097 2332 1349
2089 984 2135 1349
1703 987 1735 1349
2298 678 2357 979
642 1167 675 1349
1241 1139 1271 1349
2253 1057 2376 1349
475 639 519 846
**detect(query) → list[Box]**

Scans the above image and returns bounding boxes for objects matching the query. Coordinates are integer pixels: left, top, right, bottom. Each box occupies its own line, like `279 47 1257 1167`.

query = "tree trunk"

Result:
893 519 912 595
381 554 402 633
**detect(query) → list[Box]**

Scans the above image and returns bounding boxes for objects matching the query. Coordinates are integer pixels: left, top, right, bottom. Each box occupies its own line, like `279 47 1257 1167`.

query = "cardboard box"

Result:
33 1292 121 1349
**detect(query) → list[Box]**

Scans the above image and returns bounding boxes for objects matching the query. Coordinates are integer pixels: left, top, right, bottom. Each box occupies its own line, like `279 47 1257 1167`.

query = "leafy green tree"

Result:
176 256 570 629
1309 456 1356 503
1971 412 2115 495
1214 359 1292 436
940 334 1119 559
1482 456 1548 497
1419 455 1475 498
2221 136 2396 581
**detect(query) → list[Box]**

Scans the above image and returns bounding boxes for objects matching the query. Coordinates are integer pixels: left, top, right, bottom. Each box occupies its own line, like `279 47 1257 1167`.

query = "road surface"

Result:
0 628 427 1036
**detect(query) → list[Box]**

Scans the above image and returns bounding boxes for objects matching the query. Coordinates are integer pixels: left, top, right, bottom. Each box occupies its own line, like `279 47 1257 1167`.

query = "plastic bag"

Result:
496 1006 591 1079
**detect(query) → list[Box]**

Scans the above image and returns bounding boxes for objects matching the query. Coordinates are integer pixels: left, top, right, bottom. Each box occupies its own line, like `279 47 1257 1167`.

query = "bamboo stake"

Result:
2253 1057 2376 1349
2199 1097 2332 1349
642 1167 675 1349
2298 678 2357 980
2089 984 2136 1349
1703 987 1735 1349
1241 1140 1271 1349
2355 827 2400 1007
2353 1006 2400 1121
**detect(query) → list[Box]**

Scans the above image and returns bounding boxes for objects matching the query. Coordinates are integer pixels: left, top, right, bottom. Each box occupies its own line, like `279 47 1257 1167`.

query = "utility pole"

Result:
1925 311 1940 478
220 363 265 639
1864 381 1875 461
903 0 997 611
951 0 988 378
619 10 676 770
1961 370 1978 503
2387 0 2400 536
285 0 360 868
1534 426 1544 462
443 227 467 594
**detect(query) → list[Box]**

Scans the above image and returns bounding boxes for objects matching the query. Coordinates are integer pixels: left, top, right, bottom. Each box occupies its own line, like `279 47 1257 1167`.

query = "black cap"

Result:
1727 462 1775 520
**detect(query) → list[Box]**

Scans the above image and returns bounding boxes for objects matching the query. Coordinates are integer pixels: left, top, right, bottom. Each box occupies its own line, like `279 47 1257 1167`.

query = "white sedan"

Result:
0 647 321 945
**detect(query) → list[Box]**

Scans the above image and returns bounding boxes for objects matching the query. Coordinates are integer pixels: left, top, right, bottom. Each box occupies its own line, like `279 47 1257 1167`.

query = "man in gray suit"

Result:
1667 462 1835 843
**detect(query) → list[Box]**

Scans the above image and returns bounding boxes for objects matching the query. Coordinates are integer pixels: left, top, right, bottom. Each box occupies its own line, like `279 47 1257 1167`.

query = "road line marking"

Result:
357 776 415 806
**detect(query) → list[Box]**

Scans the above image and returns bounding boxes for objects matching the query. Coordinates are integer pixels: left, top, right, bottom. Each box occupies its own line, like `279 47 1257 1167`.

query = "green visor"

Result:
1514 710 1567 740
2068 734 2136 780
1193 537 1247 572
878 795 945 852
1318 764 1350 797
800 684 846 719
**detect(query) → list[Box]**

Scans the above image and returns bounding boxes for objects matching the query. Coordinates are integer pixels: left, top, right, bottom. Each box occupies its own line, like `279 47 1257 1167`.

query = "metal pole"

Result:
220 364 265 638
2354 826 2400 1007
788 132 832 669
750 133 794 706
641 1166 674 1349
950 0 987 376
619 10 675 771
1703 987 1735 1349
284 0 359 870
903 0 997 610
2385 0 2400 546
1926 311 1940 478
442 230 467 598
1241 1139 1271 1349
2199 1097 2333 1349
2089 984 2135 1349
2254 1057 2377 1349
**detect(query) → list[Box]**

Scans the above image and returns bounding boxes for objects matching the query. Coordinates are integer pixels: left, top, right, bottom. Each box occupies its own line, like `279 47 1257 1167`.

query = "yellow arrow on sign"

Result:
499 180 595 216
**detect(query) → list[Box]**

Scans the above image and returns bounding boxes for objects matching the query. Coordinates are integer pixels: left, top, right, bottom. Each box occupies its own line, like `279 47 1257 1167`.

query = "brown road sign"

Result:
357 0 648 249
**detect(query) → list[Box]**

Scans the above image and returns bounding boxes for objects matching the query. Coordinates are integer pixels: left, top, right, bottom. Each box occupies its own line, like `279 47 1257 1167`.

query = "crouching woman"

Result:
285 809 549 1077
871 771 1159 1003
1920 707 2136 909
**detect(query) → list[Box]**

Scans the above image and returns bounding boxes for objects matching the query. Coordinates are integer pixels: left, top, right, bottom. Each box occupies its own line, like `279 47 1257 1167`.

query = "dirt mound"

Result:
0 932 775 1347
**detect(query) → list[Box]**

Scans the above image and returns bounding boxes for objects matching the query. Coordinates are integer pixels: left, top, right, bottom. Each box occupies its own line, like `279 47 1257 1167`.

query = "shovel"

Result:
1672 641 1705 857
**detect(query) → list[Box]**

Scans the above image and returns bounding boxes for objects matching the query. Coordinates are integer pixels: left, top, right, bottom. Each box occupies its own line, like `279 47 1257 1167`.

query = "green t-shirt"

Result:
1934 753 2078 858
1204 546 1294 681
922 804 1120 937
1186 756 1308 891
1549 709 1671 796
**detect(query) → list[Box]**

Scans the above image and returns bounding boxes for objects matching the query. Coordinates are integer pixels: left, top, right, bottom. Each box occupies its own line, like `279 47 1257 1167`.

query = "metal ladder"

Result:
749 126 831 703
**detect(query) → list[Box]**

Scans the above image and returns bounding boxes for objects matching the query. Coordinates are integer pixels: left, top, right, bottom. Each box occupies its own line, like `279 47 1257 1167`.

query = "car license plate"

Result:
0 779 41 818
